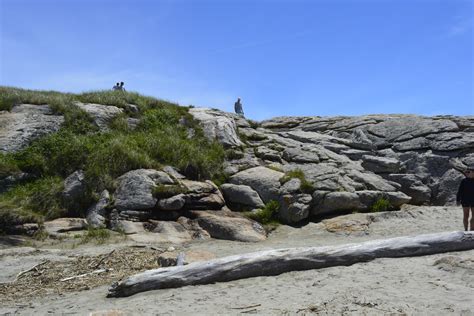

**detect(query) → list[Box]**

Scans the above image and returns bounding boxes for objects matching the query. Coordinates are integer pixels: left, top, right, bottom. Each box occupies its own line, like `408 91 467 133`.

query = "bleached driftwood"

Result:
61 268 113 282
107 231 474 297
15 260 49 281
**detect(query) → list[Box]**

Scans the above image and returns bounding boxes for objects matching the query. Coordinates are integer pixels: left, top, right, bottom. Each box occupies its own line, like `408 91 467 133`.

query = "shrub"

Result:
370 197 391 213
279 169 315 194
0 153 20 178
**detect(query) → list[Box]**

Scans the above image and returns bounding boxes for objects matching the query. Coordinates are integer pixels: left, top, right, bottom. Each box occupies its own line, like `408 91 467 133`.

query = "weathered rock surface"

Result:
433 169 465 205
387 174 431 205
279 193 312 224
114 169 174 211
157 194 186 211
43 218 87 235
230 166 284 203
220 183 265 211
180 180 225 210
191 210 267 242
86 190 110 228
62 170 86 208
361 155 400 174
74 102 123 131
189 108 244 147
0 104 64 153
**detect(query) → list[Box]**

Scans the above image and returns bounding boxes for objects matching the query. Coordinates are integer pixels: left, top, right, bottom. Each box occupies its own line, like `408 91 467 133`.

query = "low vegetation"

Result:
279 169 315 194
370 197 392 213
80 228 111 244
243 200 280 226
0 86 226 229
153 184 187 199
0 177 65 231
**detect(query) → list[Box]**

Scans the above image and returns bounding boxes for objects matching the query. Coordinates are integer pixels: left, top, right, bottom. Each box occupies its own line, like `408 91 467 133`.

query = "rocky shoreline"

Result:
1 102 473 243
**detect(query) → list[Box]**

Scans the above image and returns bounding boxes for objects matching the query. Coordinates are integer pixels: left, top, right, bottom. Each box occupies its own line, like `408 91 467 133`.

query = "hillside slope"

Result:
1 87 473 237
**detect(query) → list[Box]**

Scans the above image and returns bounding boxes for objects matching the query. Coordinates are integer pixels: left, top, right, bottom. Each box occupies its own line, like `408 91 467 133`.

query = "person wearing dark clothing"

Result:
234 97 244 116
112 82 120 90
119 82 126 92
456 167 474 231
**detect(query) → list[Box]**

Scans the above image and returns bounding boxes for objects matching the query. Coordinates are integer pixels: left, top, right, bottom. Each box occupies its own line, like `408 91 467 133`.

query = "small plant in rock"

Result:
211 172 229 188
248 120 260 129
244 200 280 225
153 184 187 199
279 169 315 194
370 197 391 213
267 165 284 172
33 228 49 241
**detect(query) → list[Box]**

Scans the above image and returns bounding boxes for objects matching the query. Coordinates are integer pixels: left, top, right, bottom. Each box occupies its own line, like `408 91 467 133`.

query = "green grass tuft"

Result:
369 197 392 213
153 184 187 199
243 200 280 225
80 227 111 244
0 177 65 230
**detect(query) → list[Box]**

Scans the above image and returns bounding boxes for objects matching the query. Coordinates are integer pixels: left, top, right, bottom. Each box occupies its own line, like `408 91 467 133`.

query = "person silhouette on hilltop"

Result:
112 82 126 91
234 97 244 117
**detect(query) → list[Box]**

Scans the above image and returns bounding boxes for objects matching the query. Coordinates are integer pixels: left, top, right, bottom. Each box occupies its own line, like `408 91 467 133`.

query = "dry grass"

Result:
0 247 164 303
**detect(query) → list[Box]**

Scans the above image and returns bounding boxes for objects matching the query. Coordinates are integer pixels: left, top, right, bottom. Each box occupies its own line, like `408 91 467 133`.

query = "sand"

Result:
1 205 473 315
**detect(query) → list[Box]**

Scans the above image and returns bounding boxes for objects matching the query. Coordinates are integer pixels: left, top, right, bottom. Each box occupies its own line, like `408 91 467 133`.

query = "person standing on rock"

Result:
456 166 474 231
234 97 244 117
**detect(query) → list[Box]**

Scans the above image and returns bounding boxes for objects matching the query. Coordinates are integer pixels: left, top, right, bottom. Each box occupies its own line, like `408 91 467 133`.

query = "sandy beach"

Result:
1 205 473 315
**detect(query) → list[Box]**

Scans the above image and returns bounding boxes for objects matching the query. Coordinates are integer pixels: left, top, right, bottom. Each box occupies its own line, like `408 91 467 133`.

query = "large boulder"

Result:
312 191 360 215
86 190 110 228
220 183 265 211
254 146 282 162
180 180 225 210
188 108 243 148
279 193 312 223
157 194 186 211
191 210 266 242
62 170 86 208
0 104 64 153
356 190 411 209
114 169 174 211
74 102 123 131
230 166 284 203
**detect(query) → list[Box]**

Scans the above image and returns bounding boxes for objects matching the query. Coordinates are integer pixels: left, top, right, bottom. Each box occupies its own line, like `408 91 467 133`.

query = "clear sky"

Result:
1 0 472 120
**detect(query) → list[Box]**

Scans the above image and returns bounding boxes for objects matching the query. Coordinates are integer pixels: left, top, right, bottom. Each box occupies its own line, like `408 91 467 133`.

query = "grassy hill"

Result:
0 87 227 229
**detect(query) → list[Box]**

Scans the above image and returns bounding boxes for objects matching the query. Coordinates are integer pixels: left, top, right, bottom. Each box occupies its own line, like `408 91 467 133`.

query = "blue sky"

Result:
1 0 472 120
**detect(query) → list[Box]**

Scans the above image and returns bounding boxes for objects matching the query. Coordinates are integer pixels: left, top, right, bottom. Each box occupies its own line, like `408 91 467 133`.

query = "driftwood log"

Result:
108 231 474 297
